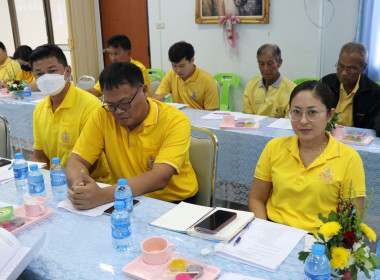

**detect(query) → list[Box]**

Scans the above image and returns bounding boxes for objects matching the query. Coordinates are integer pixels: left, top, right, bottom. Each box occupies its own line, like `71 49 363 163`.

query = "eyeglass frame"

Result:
102 85 142 112
335 63 362 74
288 107 331 122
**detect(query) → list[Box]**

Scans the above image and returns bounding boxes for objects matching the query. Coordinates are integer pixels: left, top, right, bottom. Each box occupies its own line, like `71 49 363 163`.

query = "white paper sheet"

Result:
201 111 267 122
219 273 265 280
166 103 189 109
267 118 293 130
57 182 114 217
214 218 307 272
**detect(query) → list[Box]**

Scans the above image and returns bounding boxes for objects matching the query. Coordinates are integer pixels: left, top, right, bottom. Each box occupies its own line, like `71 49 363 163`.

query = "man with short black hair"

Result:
88 34 150 97
242 44 295 118
0 41 21 87
153 41 219 110
66 62 198 210
321 42 380 131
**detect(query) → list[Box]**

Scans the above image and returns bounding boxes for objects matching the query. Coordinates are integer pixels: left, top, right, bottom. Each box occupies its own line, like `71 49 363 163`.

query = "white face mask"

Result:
36 70 67 96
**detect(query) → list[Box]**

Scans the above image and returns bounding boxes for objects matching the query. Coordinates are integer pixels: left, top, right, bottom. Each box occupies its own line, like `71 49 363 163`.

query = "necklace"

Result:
302 136 328 168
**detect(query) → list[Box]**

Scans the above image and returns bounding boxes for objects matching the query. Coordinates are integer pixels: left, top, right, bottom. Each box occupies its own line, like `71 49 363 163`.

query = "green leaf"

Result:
318 213 328 223
328 211 339 221
298 251 310 261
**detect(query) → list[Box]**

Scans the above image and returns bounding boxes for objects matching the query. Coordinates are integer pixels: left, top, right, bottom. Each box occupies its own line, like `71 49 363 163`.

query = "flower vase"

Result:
11 91 24 99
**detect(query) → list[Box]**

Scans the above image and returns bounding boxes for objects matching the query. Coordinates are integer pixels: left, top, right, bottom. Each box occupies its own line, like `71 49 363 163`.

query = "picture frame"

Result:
196 0 269 24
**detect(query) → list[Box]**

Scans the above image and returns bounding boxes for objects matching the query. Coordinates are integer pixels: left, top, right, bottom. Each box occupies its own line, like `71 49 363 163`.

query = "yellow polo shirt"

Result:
242 76 295 118
16 70 34 84
0 57 21 81
33 83 110 182
94 58 151 95
335 76 360 127
72 98 198 202
155 66 219 110
254 132 366 233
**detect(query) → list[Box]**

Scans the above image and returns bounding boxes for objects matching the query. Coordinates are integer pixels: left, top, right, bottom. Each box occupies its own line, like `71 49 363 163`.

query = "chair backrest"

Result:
293 78 319 85
214 73 240 111
377 81 380 86
189 126 218 206
0 115 11 158
76 75 96 90
148 68 165 81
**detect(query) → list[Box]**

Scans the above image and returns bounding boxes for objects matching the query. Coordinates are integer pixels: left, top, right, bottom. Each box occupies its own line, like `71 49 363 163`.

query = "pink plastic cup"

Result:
141 236 176 265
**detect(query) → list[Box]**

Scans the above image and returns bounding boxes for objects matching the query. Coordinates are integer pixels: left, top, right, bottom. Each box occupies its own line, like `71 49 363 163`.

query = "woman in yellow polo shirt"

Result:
248 80 366 233
13 45 38 91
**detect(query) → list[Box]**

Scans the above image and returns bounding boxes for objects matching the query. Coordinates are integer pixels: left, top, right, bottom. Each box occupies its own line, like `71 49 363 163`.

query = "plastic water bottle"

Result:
13 153 29 203
375 241 380 279
50 157 68 201
28 164 46 197
24 84 32 101
304 244 331 280
114 178 134 219
111 201 132 251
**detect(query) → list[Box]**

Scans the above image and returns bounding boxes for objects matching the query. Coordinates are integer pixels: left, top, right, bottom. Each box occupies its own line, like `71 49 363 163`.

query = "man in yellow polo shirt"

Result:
66 62 198 210
321 42 380 132
242 44 295 118
153 41 219 110
0 41 21 87
87 34 150 97
30 44 109 182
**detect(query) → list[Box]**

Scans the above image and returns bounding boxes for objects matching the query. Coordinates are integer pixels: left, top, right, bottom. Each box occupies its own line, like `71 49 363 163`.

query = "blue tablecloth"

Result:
0 171 308 280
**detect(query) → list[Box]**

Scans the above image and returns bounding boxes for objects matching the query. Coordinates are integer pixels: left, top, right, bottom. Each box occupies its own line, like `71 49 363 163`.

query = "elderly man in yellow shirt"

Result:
87 34 150 97
13 45 38 91
66 62 198 210
242 44 295 118
30 44 109 182
0 41 21 87
153 41 219 110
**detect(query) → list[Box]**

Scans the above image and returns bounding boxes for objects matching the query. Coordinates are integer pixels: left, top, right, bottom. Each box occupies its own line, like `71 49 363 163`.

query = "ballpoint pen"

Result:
233 220 252 246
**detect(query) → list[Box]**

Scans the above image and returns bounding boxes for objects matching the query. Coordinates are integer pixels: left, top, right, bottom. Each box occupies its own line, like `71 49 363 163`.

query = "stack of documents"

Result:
214 218 307 272
0 159 46 184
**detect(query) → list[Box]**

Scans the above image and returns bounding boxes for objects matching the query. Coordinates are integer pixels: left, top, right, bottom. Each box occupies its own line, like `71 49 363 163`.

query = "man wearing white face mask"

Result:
30 44 110 183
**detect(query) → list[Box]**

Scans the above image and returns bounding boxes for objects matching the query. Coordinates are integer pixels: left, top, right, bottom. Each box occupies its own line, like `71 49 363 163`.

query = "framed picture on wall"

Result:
196 0 269 23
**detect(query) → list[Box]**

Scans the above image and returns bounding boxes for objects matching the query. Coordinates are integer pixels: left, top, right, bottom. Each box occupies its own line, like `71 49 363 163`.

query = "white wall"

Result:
148 0 359 111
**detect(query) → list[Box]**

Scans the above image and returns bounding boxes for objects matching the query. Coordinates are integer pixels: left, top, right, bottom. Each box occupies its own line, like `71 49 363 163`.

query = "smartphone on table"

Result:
194 210 237 235
103 199 140 215
0 158 12 168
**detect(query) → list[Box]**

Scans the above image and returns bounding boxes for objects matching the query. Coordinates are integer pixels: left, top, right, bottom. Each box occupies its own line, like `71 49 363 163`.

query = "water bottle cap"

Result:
52 157 61 164
30 164 38 171
114 201 125 209
117 178 127 186
311 244 325 256
15 153 23 159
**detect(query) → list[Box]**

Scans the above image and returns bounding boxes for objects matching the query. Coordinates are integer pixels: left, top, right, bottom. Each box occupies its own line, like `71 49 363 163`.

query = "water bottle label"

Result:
51 171 67 186
29 178 45 194
304 270 330 280
112 223 131 239
14 167 28 180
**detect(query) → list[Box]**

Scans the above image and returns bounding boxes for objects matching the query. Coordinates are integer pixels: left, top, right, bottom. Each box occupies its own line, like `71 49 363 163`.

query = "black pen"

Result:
233 220 253 246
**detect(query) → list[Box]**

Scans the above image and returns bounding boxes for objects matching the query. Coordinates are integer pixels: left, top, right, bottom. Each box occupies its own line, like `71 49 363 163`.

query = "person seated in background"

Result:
30 44 110 183
242 44 295 118
13 45 38 91
87 34 151 97
321 42 380 133
66 62 198 210
0 41 21 87
153 41 219 110
248 81 365 233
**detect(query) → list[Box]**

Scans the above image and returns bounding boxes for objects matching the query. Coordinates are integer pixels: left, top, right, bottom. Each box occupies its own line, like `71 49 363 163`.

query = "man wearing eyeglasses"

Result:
66 62 198 210
87 34 151 97
321 42 380 131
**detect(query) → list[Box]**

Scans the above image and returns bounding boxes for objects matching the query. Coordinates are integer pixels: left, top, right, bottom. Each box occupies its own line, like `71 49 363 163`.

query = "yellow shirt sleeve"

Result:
242 80 255 114
203 78 219 110
341 151 366 198
155 73 172 95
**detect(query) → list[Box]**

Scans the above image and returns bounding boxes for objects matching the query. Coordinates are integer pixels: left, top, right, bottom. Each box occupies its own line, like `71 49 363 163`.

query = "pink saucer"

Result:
10 205 54 234
219 121 260 131
123 253 220 280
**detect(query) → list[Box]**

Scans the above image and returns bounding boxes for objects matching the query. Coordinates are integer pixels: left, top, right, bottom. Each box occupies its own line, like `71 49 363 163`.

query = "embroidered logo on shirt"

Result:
319 166 334 183
147 155 155 170
61 130 70 144
190 92 197 100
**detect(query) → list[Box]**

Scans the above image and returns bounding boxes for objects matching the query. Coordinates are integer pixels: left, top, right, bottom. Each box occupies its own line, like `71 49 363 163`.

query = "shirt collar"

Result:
45 82 74 109
175 65 199 82
143 98 159 126
259 73 282 88
340 75 361 95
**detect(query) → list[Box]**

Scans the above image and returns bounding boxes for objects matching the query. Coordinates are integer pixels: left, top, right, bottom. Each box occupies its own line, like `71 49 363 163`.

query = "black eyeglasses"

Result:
102 85 142 112
335 63 361 74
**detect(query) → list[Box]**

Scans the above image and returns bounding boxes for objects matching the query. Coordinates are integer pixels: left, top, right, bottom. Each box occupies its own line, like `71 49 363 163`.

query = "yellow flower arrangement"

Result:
299 186 380 279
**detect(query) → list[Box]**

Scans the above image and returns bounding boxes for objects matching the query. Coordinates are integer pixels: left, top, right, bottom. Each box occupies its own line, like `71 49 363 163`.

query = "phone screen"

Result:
103 199 140 215
195 210 237 232
0 159 12 168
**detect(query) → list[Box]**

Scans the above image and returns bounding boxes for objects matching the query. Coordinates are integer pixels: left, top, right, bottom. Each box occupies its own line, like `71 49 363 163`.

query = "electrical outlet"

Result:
156 22 165 29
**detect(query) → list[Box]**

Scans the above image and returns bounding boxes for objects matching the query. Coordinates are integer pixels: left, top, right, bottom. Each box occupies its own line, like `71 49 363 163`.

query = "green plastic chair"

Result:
377 81 380 85
214 73 240 111
147 68 165 81
293 78 319 85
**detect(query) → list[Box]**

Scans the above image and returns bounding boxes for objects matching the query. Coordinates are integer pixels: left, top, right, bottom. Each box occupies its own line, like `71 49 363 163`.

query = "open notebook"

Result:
150 202 254 243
